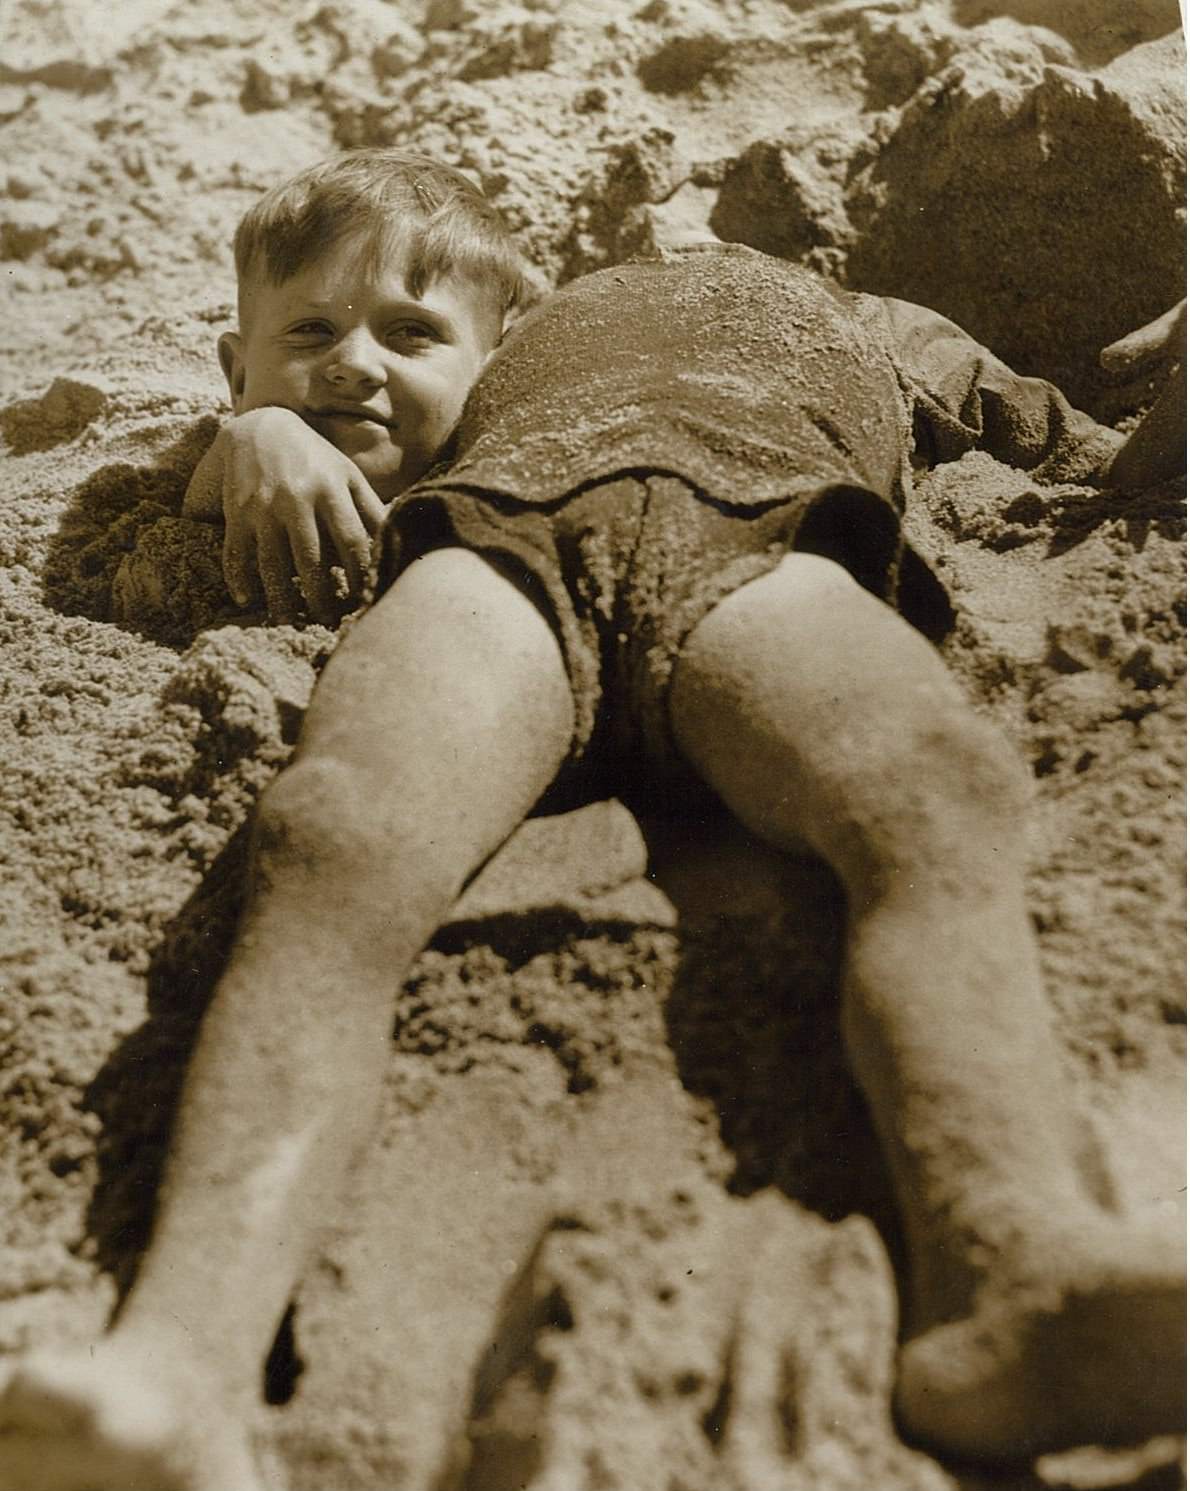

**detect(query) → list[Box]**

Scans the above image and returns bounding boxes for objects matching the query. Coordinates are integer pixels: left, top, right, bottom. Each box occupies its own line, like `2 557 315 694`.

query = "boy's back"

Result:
434 246 908 507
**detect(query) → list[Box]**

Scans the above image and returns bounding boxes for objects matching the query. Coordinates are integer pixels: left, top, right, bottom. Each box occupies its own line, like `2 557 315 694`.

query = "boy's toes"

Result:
895 1318 1036 1464
0 1350 271 1491
0 1353 104 1435
0 1352 185 1491
896 1264 1187 1467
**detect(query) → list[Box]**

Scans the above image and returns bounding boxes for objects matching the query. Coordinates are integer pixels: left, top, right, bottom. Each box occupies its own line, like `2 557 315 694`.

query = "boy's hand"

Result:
215 408 388 624
1099 300 1186 380
1099 302 1186 491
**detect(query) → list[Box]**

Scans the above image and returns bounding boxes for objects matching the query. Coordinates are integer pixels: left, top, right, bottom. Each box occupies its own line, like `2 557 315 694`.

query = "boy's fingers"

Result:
1100 300 1187 374
288 511 337 625
1100 327 1167 376
257 526 302 624
222 514 259 608
349 476 388 536
324 496 374 598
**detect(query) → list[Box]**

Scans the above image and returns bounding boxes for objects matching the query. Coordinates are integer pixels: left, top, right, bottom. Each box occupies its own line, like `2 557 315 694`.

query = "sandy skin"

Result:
0 1340 266 1491
895 1213 1186 1464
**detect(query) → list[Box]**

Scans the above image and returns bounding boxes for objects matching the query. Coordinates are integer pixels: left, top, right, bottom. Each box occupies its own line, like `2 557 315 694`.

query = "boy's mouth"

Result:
307 406 397 430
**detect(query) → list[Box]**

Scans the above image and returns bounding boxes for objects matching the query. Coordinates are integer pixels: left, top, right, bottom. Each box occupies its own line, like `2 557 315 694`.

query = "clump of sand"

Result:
0 2 1184 1487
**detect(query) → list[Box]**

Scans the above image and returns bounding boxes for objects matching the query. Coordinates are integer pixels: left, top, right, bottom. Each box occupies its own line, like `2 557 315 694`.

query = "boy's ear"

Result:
481 314 513 367
218 331 246 411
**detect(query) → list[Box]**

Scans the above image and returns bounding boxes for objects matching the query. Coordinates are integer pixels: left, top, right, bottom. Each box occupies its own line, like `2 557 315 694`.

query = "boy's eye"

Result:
287 321 334 340
389 322 440 347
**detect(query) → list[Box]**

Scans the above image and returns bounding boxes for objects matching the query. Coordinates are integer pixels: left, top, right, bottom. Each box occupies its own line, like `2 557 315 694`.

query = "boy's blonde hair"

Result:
233 148 529 338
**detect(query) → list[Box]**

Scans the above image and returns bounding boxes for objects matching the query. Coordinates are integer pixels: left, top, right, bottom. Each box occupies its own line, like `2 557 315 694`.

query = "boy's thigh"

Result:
669 552 985 858
301 547 575 811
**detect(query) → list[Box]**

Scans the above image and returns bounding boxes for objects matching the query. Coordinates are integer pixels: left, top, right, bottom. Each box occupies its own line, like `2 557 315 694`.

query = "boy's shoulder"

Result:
559 240 837 300
504 242 862 361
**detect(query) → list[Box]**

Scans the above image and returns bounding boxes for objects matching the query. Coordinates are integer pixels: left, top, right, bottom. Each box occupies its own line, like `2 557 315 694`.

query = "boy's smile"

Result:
220 233 495 498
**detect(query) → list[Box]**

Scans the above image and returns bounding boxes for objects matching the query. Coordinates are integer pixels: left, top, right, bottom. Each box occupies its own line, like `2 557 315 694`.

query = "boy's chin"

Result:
373 453 439 499
371 464 424 502
345 450 414 501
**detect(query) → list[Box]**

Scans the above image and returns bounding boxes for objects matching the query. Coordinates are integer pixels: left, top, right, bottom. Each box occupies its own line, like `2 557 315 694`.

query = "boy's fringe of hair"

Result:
233 148 531 329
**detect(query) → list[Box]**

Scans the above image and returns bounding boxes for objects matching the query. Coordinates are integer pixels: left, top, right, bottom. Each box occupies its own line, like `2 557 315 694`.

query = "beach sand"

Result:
0 1 1184 1486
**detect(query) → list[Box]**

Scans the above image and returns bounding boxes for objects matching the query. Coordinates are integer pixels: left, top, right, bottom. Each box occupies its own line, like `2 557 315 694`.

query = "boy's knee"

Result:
915 701 1027 812
817 704 1031 901
878 698 1031 859
254 757 377 865
252 755 455 896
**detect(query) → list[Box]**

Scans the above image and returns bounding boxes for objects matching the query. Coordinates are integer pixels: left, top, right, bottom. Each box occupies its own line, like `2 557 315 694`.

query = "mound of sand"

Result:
0 1 1184 1487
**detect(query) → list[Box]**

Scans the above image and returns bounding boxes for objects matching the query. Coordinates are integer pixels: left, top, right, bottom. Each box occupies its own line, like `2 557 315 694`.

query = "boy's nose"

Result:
325 330 387 389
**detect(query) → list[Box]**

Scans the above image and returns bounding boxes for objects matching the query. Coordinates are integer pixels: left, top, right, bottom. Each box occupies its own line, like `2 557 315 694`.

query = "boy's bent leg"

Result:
0 548 574 1491
670 552 1184 1462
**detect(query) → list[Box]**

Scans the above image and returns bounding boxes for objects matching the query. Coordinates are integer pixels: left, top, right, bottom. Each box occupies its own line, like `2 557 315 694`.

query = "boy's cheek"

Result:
236 357 308 416
237 385 306 418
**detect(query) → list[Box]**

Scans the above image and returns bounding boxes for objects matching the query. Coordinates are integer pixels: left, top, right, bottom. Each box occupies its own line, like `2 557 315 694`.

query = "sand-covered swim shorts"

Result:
375 472 901 802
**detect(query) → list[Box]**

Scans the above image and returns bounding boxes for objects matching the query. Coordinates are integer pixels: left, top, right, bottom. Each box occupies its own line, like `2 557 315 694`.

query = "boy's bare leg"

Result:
670 552 1185 1463
0 549 574 1491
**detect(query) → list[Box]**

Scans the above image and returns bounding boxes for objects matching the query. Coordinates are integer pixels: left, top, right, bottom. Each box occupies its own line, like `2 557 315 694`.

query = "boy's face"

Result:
220 233 496 498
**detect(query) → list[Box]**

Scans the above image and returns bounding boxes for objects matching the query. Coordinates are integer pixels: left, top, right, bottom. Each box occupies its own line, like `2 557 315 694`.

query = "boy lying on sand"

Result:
0 148 1183 1490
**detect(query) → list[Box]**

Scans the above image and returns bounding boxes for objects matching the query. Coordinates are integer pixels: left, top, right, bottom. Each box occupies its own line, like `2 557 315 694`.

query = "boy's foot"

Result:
0 1343 267 1491
895 1219 1186 1464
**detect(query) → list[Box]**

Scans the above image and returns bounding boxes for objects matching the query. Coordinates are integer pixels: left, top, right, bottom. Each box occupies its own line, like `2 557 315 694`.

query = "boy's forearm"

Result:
1096 357 1185 490
182 435 226 521
181 407 337 522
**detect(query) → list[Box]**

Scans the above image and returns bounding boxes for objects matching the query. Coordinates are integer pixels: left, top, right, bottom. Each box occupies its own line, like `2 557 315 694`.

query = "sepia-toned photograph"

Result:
0 1 1184 1487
